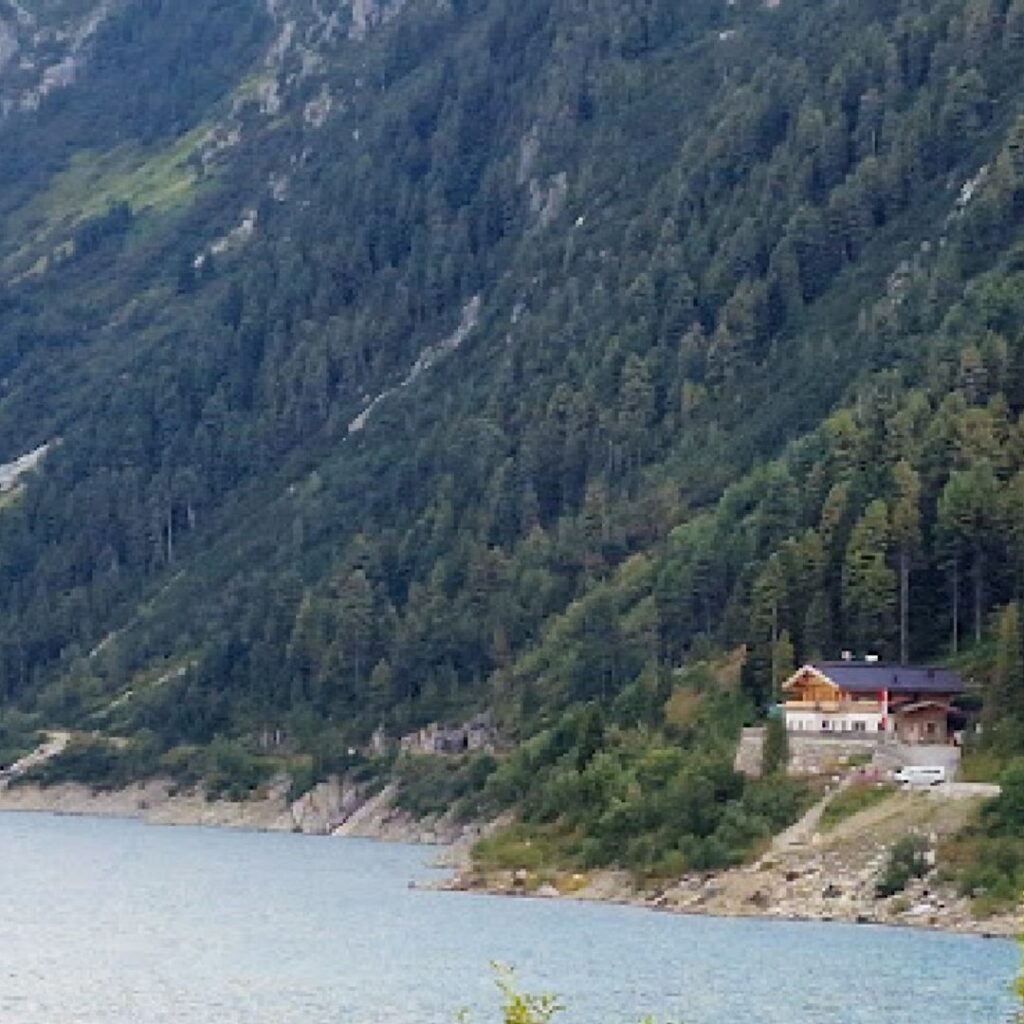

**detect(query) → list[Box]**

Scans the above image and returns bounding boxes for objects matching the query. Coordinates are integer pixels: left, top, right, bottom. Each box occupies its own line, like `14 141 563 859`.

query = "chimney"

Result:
841 650 853 662
865 653 879 664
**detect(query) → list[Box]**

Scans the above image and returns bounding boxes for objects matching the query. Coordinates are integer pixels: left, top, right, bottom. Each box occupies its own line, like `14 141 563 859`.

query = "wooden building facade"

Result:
781 661 963 744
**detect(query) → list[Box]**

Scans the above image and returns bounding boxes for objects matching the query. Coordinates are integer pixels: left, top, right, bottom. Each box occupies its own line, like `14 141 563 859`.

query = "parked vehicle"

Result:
893 765 946 786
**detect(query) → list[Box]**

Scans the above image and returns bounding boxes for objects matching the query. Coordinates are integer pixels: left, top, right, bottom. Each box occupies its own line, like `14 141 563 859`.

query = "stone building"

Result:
398 712 498 755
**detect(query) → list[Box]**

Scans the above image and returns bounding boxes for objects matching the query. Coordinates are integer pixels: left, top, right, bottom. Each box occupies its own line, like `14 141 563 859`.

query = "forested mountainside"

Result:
1 0 1024 872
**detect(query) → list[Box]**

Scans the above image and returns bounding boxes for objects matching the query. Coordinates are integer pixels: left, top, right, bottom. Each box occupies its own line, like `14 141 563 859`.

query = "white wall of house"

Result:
784 710 885 734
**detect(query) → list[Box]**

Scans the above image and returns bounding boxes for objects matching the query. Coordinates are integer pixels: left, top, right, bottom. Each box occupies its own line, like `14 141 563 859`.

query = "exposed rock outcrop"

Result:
290 776 364 834
0 0 119 115
349 0 405 41
348 295 481 434
0 441 53 493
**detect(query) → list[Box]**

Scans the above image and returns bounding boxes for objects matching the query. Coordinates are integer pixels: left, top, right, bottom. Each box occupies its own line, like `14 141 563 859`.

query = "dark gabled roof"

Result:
895 700 950 715
812 662 963 694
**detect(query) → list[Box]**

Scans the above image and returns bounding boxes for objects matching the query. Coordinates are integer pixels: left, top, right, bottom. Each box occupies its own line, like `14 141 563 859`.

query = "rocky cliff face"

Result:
0 0 120 115
348 0 404 40
0 0 399 158
0 0 413 279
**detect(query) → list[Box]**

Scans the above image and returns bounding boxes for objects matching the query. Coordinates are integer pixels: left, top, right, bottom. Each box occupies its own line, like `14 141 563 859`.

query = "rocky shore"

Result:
0 774 484 847
444 858 1019 938
440 786 1021 939
0 731 490 844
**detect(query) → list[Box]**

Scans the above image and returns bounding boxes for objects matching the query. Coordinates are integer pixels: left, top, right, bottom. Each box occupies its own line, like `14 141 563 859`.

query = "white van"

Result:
893 765 946 786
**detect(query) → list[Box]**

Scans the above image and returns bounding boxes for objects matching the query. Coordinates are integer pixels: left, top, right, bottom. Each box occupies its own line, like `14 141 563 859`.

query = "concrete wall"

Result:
734 730 884 778
786 735 881 776
734 727 765 777
734 730 962 779
870 742 961 776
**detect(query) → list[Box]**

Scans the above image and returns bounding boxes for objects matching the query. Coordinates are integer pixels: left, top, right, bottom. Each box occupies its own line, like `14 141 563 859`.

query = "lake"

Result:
0 812 1016 1023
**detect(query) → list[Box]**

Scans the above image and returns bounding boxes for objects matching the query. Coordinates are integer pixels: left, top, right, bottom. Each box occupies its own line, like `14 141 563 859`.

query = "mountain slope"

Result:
0 0 1022 870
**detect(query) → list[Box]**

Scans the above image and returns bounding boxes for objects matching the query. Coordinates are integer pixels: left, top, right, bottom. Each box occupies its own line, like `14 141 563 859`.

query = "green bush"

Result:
761 716 788 776
16 735 149 791
981 762 1024 835
471 700 808 880
876 836 929 897
394 753 499 819
938 762 1024 914
464 965 670 1024
202 737 272 801
958 749 1008 784
286 759 318 802
0 713 42 769
473 824 582 872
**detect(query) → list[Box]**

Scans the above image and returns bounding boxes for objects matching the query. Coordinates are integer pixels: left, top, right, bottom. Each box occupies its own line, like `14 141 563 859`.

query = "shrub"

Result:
472 824 581 872
981 761 1024 835
394 753 499 819
876 835 929 897
938 761 1024 913
202 737 271 800
459 965 668 1024
761 716 788 776
16 733 167 791
0 713 42 769
286 759 317 802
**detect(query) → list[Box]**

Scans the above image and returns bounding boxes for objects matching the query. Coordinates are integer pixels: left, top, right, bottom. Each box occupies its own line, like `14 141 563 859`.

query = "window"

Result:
853 721 866 733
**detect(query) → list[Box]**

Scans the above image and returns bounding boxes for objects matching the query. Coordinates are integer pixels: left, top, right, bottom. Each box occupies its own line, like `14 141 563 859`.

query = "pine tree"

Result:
890 460 921 664
772 629 796 702
798 529 832 658
750 555 788 700
987 603 1024 751
842 500 896 656
938 463 999 649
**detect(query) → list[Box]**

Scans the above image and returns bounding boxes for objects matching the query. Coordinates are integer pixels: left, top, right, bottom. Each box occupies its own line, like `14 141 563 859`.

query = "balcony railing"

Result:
783 700 882 713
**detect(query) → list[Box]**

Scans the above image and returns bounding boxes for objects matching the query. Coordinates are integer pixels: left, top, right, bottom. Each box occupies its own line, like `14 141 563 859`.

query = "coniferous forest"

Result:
0 0 1024 881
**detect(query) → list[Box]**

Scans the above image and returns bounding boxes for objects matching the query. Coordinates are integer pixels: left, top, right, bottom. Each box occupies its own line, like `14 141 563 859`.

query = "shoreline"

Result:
0 780 296 833
0 777 476 846
1 780 1018 940
432 871 1020 939
433 784 1023 939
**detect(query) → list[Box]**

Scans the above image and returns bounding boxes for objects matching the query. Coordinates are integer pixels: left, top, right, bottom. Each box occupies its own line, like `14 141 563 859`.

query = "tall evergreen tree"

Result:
890 460 921 664
842 500 896 657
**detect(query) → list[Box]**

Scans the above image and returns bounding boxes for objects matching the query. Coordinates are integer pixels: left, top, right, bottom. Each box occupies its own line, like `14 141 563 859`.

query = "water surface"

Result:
0 813 1015 1023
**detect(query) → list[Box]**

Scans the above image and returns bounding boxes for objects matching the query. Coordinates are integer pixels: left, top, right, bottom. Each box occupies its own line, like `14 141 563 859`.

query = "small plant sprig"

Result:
457 963 674 1024
491 963 563 1024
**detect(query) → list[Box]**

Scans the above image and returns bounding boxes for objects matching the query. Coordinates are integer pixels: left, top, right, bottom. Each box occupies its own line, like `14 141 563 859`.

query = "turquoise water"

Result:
0 812 1016 1024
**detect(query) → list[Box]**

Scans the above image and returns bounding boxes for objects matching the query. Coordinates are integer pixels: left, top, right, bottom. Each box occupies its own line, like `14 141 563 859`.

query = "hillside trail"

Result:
768 776 853 854
0 730 70 788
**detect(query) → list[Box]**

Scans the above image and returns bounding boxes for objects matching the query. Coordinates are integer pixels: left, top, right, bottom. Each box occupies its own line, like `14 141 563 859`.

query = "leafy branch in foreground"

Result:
458 964 670 1024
